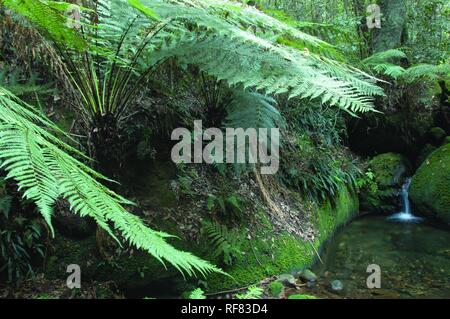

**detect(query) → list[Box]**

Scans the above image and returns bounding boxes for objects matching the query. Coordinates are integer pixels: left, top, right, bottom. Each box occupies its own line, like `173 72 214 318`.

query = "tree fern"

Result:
5 0 384 116
0 86 224 278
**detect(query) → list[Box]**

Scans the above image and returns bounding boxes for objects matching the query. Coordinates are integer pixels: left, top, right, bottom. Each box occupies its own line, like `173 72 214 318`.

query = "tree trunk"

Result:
372 0 407 52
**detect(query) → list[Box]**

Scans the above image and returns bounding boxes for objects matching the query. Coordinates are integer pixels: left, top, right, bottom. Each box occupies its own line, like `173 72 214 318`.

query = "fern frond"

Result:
235 285 263 299
0 86 224 278
401 63 450 83
361 49 407 79
3 0 86 49
362 49 407 65
223 90 284 130
188 288 207 299
372 63 406 79
131 0 381 113
202 220 242 265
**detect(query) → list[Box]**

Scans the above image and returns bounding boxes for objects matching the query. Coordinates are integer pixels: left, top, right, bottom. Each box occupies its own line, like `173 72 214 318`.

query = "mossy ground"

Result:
203 187 358 292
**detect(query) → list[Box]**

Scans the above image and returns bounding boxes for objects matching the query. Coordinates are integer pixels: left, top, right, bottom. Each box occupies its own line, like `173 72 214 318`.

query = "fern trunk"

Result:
91 113 124 182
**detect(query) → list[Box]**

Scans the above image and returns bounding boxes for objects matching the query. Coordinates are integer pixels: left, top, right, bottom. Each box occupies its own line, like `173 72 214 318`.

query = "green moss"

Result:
443 136 450 145
268 281 284 297
428 127 446 146
204 186 358 292
288 294 317 299
368 153 407 187
417 144 437 166
410 144 450 224
361 153 409 213
314 187 358 244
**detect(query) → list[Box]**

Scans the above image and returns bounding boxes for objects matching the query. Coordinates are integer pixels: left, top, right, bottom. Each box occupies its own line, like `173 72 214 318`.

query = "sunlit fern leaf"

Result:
0 86 224 278
188 288 207 299
3 0 86 49
362 50 449 83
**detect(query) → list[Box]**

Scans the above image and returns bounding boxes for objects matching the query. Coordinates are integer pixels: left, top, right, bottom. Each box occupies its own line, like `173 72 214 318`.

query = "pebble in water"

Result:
331 280 344 292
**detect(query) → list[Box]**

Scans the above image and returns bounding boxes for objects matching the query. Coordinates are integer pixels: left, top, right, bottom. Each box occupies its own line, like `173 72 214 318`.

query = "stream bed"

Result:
294 215 450 299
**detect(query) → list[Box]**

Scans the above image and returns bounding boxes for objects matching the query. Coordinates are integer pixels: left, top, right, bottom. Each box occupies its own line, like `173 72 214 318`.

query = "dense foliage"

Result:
0 0 448 299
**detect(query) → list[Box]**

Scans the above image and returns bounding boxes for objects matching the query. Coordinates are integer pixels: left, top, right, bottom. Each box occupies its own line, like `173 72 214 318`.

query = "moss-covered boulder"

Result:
369 153 409 187
416 143 437 167
428 127 446 146
360 152 410 214
410 144 450 224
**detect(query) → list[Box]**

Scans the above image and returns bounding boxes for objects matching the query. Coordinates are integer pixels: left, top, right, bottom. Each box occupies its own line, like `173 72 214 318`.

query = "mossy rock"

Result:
428 127 446 146
361 153 409 214
410 144 450 224
443 136 450 145
416 143 437 167
347 107 434 157
368 153 409 187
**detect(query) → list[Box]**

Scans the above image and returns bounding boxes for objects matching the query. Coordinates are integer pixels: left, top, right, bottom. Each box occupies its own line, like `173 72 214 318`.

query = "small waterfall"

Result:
387 178 423 223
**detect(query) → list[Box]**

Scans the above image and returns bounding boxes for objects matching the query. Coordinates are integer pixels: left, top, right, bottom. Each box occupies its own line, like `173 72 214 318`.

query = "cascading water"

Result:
387 177 423 222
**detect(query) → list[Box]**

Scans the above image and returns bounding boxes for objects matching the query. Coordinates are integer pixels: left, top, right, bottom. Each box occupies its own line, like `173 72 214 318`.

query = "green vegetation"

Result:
0 0 448 300
359 153 409 213
410 144 450 224
204 186 358 292
268 281 284 297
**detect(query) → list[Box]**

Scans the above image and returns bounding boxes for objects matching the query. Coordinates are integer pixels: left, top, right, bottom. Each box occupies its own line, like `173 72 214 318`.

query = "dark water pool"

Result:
300 215 450 299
